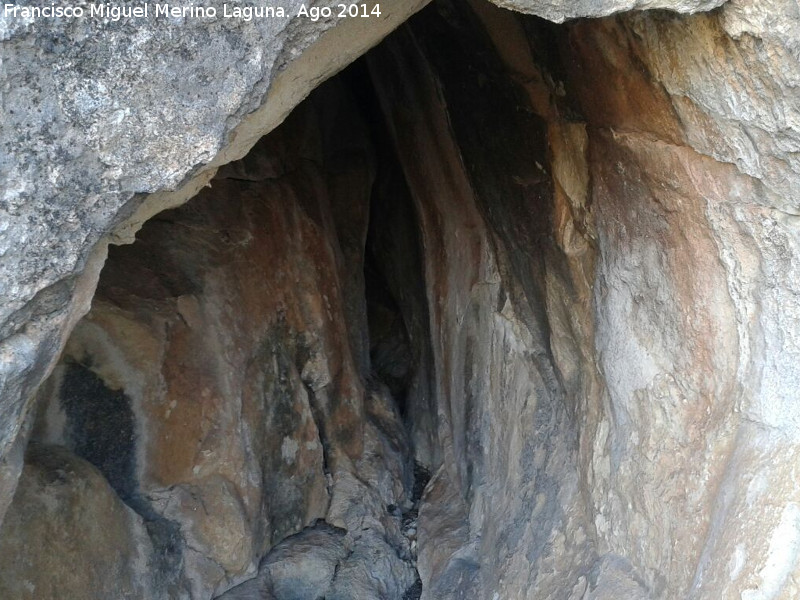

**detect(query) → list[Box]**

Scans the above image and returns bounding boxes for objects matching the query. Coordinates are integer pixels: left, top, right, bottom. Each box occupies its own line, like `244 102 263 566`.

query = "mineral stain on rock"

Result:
59 361 138 502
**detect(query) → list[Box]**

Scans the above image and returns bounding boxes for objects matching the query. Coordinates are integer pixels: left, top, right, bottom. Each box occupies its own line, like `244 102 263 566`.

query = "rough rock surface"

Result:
2 80 417 598
368 1 800 597
2 0 800 599
369 9 593 597
0 443 158 599
492 0 725 22
0 0 428 527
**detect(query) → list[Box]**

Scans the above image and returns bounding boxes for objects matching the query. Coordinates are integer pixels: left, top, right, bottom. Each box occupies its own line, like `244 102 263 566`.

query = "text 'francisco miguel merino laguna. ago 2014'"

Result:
3 3 384 22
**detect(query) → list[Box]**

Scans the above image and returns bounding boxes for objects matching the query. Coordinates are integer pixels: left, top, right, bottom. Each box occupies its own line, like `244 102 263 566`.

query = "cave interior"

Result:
0 1 750 599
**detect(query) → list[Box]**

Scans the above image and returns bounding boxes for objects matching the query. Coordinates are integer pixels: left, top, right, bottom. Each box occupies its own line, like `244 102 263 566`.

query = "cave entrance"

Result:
4 1 600 598
22 29 447 600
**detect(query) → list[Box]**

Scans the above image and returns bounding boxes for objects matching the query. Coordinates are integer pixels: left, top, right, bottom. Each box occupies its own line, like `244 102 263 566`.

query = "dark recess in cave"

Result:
59 361 137 502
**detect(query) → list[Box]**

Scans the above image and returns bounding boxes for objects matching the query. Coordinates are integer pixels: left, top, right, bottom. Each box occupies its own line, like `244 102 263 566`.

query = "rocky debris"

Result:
399 463 431 600
220 463 432 600
402 580 423 600
219 518 416 600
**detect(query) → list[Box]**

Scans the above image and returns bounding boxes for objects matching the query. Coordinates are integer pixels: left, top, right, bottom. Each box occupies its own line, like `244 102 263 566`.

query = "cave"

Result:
2 1 799 599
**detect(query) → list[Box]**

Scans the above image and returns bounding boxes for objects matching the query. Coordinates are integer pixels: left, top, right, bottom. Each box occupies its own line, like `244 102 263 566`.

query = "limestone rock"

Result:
2 0 800 599
7 77 417 598
0 0 429 529
370 1 800 598
0 443 158 600
489 0 725 22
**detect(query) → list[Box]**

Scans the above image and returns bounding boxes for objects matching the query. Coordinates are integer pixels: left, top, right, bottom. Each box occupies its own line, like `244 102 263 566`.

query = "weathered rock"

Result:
220 518 416 600
0 0 429 529
368 1 800 598
415 467 476 600
560 6 800 597
2 0 800 599
365 105 440 470
219 524 348 600
0 443 158 599
491 0 725 22
216 382 419 600
3 79 417 598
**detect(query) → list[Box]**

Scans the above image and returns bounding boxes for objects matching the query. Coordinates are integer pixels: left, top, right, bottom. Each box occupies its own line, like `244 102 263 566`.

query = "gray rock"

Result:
219 523 347 600
220 520 416 600
490 0 725 22
0 443 159 599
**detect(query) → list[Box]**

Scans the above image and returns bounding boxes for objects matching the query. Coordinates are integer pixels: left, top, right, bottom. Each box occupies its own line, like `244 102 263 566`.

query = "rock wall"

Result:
368 11 594 597
562 7 800 596
372 1 800 597
0 0 429 527
1 80 417 599
2 0 800 599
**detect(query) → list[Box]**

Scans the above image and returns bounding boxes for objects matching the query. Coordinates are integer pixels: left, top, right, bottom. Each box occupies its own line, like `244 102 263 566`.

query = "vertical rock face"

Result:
2 1 800 599
368 11 594 598
367 1 800 597
559 7 800 597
